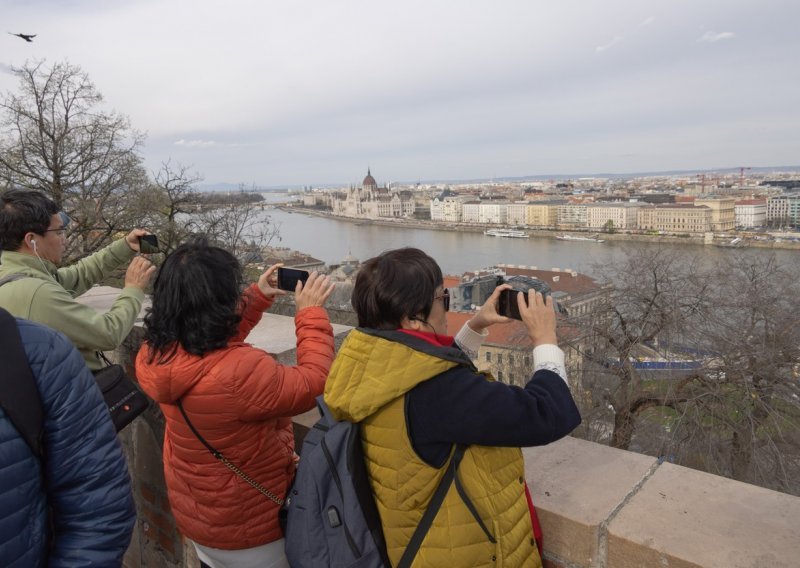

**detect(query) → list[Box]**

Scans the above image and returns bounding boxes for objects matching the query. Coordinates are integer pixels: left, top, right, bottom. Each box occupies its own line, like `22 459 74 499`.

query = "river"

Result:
258 208 798 277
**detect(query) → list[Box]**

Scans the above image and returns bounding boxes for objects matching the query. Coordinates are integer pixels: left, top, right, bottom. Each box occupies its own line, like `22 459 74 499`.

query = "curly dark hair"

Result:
0 189 59 251
143 238 244 363
351 247 443 329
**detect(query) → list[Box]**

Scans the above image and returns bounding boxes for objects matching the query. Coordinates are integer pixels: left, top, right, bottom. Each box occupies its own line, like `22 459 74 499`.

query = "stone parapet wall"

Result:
525 437 800 568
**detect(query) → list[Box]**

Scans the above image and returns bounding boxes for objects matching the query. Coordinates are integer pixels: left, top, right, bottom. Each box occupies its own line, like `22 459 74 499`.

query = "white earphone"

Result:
30 238 37 251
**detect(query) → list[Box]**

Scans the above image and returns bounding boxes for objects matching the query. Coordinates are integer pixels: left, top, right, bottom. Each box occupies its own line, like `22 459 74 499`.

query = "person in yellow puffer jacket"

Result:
324 247 581 567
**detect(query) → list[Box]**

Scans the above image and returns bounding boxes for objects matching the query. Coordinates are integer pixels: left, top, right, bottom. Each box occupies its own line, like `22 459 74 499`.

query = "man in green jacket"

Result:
0 189 156 371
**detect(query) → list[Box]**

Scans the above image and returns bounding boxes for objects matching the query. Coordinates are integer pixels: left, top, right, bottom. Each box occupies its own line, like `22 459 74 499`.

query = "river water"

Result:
259 208 798 277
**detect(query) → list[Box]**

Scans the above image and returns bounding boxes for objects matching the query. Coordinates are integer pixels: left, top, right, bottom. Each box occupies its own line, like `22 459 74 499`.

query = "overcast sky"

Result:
3 0 799 186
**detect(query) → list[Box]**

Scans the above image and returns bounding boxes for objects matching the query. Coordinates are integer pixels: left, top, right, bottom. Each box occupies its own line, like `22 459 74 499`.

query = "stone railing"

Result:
522 436 799 568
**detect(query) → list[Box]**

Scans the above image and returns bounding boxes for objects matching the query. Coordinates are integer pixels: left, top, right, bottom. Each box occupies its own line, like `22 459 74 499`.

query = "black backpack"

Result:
281 396 484 568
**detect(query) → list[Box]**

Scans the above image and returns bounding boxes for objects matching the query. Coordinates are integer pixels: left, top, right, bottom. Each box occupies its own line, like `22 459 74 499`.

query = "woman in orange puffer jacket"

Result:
136 238 335 568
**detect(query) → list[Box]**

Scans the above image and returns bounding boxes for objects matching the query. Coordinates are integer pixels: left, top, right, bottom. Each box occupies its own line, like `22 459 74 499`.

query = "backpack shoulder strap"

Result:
0 273 28 287
0 309 45 460
396 445 472 568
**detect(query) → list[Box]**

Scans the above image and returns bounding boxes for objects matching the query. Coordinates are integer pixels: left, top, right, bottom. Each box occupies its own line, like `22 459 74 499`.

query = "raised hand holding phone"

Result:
258 264 288 298
294 271 335 310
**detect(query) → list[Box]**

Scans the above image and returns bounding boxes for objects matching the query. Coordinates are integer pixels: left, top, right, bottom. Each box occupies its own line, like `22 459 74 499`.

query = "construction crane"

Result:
697 174 707 193
739 167 751 187
696 173 721 194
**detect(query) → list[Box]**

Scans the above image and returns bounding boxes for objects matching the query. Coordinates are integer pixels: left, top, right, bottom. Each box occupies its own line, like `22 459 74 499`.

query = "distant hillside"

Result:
196 183 297 192
197 165 800 191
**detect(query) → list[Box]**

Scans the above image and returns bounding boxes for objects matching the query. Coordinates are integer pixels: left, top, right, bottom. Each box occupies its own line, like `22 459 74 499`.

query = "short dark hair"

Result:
352 247 443 329
0 189 59 251
144 238 244 362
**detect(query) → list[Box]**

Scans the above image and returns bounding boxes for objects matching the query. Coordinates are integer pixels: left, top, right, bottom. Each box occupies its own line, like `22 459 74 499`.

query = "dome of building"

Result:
362 168 377 188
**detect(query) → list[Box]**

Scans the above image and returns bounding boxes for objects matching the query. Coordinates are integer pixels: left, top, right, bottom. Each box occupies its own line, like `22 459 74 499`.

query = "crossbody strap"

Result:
176 399 284 506
97 350 115 368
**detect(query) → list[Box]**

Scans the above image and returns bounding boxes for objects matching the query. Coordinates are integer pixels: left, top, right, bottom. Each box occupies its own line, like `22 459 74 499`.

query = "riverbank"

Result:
278 205 800 251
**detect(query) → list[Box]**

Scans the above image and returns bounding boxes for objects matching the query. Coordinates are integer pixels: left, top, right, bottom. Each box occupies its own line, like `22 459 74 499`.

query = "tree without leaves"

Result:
573 248 800 494
189 184 279 259
572 247 710 450
0 60 147 258
669 254 800 493
134 160 204 254
0 61 285 285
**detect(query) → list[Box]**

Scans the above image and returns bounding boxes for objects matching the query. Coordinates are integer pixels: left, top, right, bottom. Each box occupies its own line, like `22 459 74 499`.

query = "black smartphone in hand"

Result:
277 267 310 292
138 234 159 254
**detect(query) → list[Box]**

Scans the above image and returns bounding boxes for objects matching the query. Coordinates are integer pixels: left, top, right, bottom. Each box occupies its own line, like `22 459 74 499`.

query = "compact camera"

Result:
495 275 565 320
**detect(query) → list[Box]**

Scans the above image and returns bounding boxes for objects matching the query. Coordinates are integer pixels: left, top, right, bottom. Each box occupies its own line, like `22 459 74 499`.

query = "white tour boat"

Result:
555 234 605 243
484 229 529 238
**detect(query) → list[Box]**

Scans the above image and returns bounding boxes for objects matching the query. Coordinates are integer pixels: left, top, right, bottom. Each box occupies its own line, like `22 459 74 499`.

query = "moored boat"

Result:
484 229 529 238
555 234 605 243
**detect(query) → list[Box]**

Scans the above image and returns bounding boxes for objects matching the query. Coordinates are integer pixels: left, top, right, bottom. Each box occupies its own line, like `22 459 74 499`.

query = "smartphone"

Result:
497 288 526 320
277 267 310 292
138 234 159 254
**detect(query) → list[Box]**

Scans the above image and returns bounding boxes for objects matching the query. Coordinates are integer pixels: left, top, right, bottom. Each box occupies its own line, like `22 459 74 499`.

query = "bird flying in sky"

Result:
9 33 36 42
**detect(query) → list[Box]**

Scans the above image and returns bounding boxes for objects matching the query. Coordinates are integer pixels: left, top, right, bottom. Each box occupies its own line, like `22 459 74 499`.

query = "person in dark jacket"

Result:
324 247 581 567
0 310 136 566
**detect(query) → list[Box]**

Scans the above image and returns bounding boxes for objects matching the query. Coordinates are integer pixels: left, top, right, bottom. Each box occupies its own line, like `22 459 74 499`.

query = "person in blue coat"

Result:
0 311 136 566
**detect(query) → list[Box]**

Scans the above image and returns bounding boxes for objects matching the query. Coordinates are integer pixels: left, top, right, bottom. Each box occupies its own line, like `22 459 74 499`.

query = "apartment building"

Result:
694 198 735 231
507 202 528 226
526 202 560 228
586 203 641 230
462 201 481 223
557 204 588 228
734 199 767 228
479 201 509 224
767 195 800 226
637 204 712 233
430 193 465 222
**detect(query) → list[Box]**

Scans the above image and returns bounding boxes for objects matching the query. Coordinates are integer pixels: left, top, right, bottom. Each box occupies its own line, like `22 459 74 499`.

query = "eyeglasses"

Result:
44 211 71 235
43 211 70 235
434 288 450 312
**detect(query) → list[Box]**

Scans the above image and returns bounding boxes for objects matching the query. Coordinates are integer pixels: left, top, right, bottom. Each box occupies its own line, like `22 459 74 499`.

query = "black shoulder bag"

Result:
94 352 150 432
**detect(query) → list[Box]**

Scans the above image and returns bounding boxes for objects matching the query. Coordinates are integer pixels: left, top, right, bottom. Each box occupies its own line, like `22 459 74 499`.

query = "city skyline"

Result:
3 0 799 186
